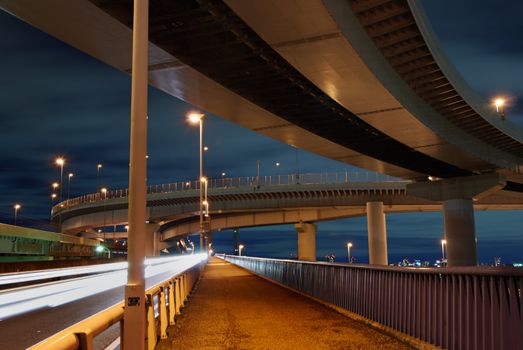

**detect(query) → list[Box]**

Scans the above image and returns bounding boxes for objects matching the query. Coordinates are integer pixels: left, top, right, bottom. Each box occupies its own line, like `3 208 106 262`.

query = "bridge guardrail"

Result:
52 172 405 214
220 255 523 350
28 258 204 350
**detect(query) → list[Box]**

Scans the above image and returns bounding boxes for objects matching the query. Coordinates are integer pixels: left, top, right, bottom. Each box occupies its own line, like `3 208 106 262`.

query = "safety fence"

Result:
221 255 523 350
52 172 405 214
29 262 203 350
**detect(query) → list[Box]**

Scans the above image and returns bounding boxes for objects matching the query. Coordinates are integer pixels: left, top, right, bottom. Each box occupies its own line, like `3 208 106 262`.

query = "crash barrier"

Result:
29 262 203 350
220 255 523 350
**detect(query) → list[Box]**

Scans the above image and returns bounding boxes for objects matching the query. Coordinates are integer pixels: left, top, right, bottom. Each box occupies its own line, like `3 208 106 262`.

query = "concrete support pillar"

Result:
145 223 159 257
294 222 316 261
443 198 477 266
366 201 388 265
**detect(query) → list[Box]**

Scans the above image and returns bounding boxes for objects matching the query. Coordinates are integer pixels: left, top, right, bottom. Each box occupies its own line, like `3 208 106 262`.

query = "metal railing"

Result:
29 259 204 350
221 255 523 350
53 172 404 214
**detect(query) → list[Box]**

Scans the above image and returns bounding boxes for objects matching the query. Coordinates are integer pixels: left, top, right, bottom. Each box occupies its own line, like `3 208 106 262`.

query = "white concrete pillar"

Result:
145 223 159 257
366 201 388 265
294 222 316 261
443 198 477 266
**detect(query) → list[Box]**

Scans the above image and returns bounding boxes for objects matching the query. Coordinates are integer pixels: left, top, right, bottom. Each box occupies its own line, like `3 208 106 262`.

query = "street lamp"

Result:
347 242 353 263
187 111 205 252
275 162 280 182
101 187 108 239
239 244 245 256
67 173 74 201
52 182 59 191
493 97 506 119
55 157 65 200
440 239 447 266
13 204 21 225
97 163 103 192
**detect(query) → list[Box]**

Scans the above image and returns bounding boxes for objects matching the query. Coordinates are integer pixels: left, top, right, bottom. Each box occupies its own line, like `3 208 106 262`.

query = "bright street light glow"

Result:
14 204 21 210
203 146 209 151
95 245 105 253
55 157 65 166
202 200 208 206
52 182 59 189
51 194 57 199
347 242 353 248
187 112 203 124
200 177 207 183
494 98 505 111
101 187 107 194
441 239 446 245
97 164 103 169
68 173 74 178
275 162 280 167
221 172 226 176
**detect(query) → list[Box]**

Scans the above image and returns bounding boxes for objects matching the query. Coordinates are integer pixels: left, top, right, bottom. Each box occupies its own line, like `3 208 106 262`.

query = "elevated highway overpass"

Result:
1 0 522 181
52 172 523 265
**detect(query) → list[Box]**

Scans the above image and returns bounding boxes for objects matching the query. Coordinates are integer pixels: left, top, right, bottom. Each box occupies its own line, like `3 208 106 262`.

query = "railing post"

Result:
175 277 182 313
168 281 176 325
76 331 94 350
183 273 188 301
159 287 168 339
146 294 157 350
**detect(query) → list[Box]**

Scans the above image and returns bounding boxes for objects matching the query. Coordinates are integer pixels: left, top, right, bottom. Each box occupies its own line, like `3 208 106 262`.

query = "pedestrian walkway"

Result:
158 257 413 350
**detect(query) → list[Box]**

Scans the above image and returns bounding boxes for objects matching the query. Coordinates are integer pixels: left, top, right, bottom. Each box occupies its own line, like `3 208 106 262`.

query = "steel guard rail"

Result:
52 171 405 214
28 262 204 350
221 255 523 350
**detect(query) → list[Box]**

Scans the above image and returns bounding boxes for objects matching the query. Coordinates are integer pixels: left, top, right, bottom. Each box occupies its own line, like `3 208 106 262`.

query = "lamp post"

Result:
494 97 506 120
275 162 280 184
101 187 108 239
256 160 261 186
13 204 21 225
239 244 245 256
347 242 353 263
123 0 149 347
441 239 447 266
67 173 74 201
96 163 103 192
187 112 205 252
55 158 65 200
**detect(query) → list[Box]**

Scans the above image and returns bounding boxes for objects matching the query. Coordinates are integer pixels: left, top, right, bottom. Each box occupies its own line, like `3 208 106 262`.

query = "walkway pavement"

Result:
159 258 413 350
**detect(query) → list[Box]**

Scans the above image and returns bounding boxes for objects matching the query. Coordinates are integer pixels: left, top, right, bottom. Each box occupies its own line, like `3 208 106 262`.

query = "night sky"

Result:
0 1 522 264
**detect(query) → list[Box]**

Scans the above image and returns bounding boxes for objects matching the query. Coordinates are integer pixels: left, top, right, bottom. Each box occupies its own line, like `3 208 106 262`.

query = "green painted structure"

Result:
0 223 101 262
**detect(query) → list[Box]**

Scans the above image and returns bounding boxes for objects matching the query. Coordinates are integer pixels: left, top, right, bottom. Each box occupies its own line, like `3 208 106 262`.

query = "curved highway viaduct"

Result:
4 0 523 264
52 173 523 265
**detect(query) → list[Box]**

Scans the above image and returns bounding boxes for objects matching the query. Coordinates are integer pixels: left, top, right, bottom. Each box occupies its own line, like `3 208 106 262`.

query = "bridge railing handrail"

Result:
52 172 407 214
220 255 523 350
28 259 204 350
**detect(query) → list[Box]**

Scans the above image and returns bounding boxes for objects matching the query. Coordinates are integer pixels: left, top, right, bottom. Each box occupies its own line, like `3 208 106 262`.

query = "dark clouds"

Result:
1 4 522 264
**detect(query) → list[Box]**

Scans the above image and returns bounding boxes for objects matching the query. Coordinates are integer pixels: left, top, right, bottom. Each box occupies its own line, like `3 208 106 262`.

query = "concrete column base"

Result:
443 198 477 266
366 201 388 265
294 222 316 261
